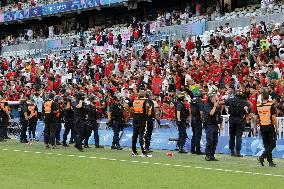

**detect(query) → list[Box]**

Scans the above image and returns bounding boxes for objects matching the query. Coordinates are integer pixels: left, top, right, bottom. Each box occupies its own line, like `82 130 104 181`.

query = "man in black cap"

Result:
175 93 189 153
190 92 204 155
144 91 155 153
85 95 104 148
108 96 124 150
73 91 87 151
19 98 29 143
62 96 74 147
225 90 250 157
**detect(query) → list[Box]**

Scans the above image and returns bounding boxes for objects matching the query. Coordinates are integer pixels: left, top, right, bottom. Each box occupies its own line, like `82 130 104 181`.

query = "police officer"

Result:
256 91 277 167
131 90 150 156
73 91 87 152
19 98 29 143
55 96 64 145
43 93 59 149
86 95 104 148
1 100 11 140
144 91 155 153
0 98 6 142
175 93 189 153
108 96 124 150
27 99 38 141
190 92 204 155
62 96 74 147
225 90 250 157
203 93 221 161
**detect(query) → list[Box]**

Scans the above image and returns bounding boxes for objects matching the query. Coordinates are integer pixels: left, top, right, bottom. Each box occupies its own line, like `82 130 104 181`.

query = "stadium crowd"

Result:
0 1 283 165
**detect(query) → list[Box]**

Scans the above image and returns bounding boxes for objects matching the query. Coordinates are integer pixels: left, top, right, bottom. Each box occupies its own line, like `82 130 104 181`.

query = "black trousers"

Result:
20 120 28 142
56 122 62 142
87 120 100 146
74 119 86 148
62 120 74 144
0 126 4 140
229 118 244 151
191 117 203 152
3 124 8 138
145 119 154 150
260 125 276 162
132 119 146 154
44 122 57 146
28 119 37 139
205 124 218 157
112 120 122 146
177 121 187 149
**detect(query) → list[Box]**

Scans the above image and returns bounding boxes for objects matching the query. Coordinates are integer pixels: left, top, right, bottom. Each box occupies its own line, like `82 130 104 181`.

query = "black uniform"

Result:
27 104 38 140
86 104 100 147
109 102 124 149
62 101 74 145
0 108 5 141
203 102 221 159
175 101 188 151
43 100 59 147
131 98 147 154
225 96 250 154
144 99 155 151
2 103 10 139
73 101 87 150
55 102 64 145
190 97 204 154
19 102 29 143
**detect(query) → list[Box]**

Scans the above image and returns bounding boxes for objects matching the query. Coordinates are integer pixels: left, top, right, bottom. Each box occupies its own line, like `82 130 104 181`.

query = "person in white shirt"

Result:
48 26 54 38
33 93 44 120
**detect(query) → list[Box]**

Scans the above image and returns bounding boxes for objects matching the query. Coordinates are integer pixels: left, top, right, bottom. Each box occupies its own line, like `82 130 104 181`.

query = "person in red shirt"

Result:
151 74 163 95
186 38 195 52
108 31 114 45
248 87 257 114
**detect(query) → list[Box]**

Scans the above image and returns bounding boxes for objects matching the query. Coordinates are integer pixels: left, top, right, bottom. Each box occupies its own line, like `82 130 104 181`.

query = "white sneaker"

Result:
139 153 152 158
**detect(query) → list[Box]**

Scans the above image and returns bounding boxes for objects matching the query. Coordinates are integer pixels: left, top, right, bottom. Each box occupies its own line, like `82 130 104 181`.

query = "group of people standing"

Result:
0 87 280 167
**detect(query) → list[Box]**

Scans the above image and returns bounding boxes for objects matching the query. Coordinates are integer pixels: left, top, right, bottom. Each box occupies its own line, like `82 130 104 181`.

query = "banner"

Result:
71 0 101 10
42 1 72 15
29 7 43 18
47 39 62 50
4 9 30 22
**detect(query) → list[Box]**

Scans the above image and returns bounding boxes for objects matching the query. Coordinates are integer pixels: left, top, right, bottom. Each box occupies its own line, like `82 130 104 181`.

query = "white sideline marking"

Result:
2 148 284 178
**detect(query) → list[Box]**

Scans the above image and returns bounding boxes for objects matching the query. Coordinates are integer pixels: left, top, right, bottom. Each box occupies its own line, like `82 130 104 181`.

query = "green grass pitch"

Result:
0 140 284 189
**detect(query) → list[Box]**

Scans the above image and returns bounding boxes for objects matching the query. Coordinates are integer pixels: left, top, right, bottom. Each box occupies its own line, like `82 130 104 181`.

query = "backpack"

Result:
229 99 244 117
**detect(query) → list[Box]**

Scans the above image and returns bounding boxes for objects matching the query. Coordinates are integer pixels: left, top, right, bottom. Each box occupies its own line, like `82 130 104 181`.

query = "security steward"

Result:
175 92 189 153
86 95 104 148
203 93 221 161
73 91 87 152
190 92 204 155
27 100 38 141
144 91 155 153
225 90 250 157
62 96 74 147
43 93 60 149
108 96 124 150
256 91 277 167
19 98 29 143
131 90 148 156
1 99 11 140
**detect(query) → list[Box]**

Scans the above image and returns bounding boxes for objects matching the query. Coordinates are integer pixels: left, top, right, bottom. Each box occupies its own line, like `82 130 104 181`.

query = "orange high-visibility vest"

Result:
257 102 273 126
132 98 146 114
